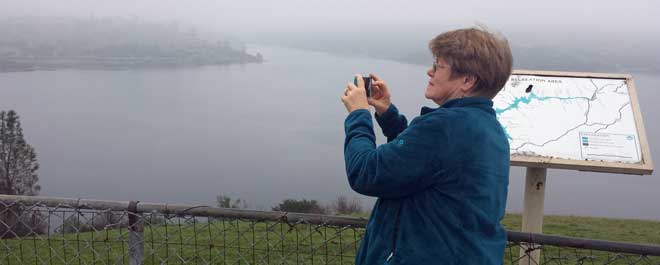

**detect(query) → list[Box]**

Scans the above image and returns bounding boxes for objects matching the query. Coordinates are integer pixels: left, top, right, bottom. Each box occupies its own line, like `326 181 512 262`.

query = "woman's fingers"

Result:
370 73 381 82
344 81 362 96
372 81 389 96
370 84 381 96
354 74 364 88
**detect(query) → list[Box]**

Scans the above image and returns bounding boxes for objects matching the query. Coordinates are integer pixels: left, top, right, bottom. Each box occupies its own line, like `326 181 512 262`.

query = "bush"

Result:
0 207 47 238
272 198 326 214
144 212 168 226
216 194 247 209
57 211 126 234
331 195 363 215
58 214 93 233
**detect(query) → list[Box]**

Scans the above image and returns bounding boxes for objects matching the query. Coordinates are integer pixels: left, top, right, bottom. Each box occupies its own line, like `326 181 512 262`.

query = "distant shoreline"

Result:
1 16 266 74
0 57 263 73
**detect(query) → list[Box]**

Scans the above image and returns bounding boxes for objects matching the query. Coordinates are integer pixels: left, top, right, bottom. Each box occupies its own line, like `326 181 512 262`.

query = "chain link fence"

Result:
1 194 659 265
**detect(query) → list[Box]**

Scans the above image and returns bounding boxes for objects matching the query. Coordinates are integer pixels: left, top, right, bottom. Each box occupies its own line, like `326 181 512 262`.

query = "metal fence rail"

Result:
1 194 659 265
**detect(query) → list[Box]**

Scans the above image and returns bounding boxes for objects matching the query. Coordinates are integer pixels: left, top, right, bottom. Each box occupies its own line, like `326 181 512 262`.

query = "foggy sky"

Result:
2 0 660 39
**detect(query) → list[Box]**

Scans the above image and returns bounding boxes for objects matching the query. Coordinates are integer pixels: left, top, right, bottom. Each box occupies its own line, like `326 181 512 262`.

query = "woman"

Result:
340 27 513 264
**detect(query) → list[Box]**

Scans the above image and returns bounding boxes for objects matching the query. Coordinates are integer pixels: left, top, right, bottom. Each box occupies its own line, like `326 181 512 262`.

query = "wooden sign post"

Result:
518 167 547 263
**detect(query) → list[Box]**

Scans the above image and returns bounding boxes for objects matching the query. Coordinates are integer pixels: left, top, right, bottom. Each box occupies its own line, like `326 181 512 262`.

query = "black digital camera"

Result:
353 76 372 98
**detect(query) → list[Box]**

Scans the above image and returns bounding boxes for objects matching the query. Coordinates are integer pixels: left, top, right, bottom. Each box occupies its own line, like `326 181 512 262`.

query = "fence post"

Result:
128 201 144 265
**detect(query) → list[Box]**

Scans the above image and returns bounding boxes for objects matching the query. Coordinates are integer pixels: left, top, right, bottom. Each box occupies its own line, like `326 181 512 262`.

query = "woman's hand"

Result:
341 75 370 113
367 73 392 115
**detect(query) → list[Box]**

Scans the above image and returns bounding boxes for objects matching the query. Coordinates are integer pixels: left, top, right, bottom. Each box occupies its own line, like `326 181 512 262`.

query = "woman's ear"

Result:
461 75 478 93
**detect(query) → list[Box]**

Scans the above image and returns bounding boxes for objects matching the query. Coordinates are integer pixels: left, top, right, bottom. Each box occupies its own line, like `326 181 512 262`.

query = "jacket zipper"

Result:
387 202 404 263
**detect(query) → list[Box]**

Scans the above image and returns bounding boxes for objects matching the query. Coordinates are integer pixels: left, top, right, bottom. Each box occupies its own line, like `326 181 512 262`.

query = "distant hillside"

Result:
0 17 264 72
253 27 660 75
395 43 660 74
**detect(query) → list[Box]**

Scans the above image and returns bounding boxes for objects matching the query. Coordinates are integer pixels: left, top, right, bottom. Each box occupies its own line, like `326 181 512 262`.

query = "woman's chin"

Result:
424 88 432 99
424 93 437 102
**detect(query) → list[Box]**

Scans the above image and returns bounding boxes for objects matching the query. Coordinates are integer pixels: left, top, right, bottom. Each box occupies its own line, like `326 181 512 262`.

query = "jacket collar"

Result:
421 97 494 115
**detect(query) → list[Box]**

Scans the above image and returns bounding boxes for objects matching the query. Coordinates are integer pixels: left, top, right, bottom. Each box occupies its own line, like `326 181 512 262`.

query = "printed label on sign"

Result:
579 132 640 163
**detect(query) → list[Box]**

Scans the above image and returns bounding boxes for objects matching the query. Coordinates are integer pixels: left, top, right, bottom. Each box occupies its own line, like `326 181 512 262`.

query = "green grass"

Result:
1 218 363 265
502 214 660 245
1 214 659 264
501 214 660 264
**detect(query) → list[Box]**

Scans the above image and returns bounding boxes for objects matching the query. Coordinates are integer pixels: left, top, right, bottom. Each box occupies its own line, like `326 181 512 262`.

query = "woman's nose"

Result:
427 68 434 77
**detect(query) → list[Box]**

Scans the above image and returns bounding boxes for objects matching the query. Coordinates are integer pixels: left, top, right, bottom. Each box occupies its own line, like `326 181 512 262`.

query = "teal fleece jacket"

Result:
343 97 510 265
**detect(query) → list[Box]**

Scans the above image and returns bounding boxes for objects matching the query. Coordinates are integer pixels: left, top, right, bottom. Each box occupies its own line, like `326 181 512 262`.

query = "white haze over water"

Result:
2 0 659 33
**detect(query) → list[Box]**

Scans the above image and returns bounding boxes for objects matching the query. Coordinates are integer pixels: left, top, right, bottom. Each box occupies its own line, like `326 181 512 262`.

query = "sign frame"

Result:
508 70 654 175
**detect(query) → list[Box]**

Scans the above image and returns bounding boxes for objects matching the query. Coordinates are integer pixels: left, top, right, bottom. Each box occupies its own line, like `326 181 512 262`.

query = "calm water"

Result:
1 45 659 220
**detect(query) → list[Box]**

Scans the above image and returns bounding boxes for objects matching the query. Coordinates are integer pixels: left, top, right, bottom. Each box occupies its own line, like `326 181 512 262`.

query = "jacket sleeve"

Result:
375 104 408 142
343 109 450 199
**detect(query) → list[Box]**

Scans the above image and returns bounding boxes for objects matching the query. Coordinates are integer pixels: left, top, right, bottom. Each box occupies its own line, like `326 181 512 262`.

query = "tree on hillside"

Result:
0 110 45 238
0 110 40 196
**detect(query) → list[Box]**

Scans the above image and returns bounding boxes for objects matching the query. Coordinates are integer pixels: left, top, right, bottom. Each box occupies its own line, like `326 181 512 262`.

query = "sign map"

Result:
494 74 642 164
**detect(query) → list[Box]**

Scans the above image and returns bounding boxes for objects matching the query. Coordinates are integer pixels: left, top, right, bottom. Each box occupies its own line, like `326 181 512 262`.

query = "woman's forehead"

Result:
434 56 449 64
